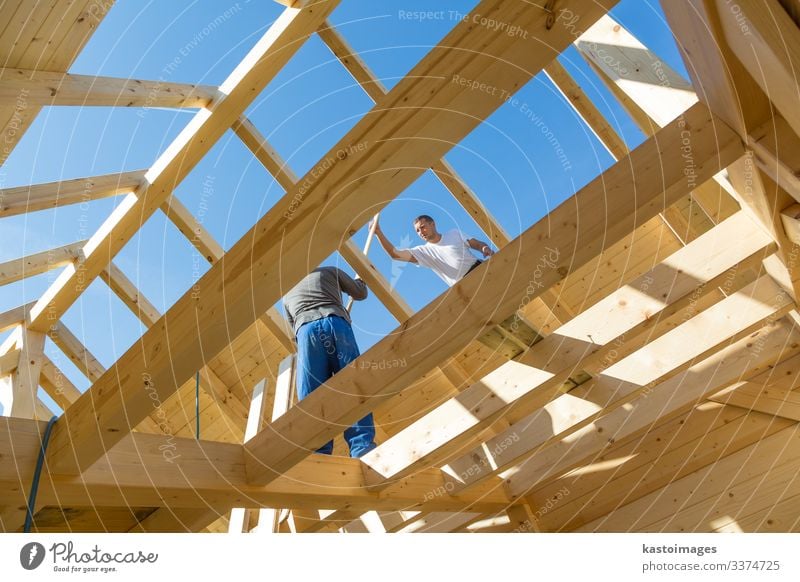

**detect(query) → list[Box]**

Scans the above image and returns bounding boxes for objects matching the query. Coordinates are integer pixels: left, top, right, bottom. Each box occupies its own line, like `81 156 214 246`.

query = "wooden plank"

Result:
46 321 105 382
0 240 84 286
160 195 225 265
98 262 161 327
750 115 800 203
710 381 800 422
0 171 145 218
781 204 800 245
0 348 19 376
26 0 342 333
0 68 219 108
544 59 628 160
0 302 34 333
245 102 744 485
232 116 298 191
715 0 800 139
0 327 45 419
317 21 386 102
229 377 272 533
47 0 622 476
39 355 81 411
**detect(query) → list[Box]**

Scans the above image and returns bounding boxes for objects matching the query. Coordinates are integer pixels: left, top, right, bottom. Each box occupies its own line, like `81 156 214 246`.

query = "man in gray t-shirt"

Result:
283 267 376 458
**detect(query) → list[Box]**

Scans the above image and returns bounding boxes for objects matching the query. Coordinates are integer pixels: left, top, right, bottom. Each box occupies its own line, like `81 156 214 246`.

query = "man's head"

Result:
413 215 439 242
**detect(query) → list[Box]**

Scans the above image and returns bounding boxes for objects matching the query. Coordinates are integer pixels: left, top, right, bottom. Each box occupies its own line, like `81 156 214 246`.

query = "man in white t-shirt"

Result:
373 214 494 287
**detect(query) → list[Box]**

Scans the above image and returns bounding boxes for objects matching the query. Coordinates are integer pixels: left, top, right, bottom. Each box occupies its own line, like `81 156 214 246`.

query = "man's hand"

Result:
370 217 382 234
480 244 494 257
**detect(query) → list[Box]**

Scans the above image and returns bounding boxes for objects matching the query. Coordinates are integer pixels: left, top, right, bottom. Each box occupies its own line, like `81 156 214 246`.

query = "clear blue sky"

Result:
0 0 690 412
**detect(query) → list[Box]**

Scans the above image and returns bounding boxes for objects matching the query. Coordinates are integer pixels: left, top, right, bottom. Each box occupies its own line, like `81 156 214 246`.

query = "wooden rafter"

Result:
0 68 219 108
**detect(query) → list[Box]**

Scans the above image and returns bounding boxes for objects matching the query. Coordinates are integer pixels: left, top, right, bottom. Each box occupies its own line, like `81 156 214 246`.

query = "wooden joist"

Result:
0 68 219 108
0 171 145 218
0 241 85 287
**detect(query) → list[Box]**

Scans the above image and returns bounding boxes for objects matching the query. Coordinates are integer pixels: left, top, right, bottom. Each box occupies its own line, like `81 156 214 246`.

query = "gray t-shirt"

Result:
283 266 368 334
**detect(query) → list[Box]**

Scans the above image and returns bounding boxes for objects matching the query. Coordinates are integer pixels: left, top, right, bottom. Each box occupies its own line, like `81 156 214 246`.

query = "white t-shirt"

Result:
404 229 478 287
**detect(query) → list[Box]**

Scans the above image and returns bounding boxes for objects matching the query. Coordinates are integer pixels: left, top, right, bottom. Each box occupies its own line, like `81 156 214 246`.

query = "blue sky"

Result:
0 0 690 412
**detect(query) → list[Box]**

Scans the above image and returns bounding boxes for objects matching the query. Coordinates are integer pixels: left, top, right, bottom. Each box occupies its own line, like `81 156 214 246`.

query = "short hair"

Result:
413 214 435 225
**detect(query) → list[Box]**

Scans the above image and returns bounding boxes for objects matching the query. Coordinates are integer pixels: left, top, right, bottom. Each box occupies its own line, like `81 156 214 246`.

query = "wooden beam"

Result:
0 302 34 333
710 381 800 422
714 0 800 139
544 59 628 160
749 115 800 203
160 195 225 265
316 21 386 102
159 187 295 354
26 0 342 333
0 171 145 218
0 327 45 419
0 240 85 286
232 116 298 191
244 101 745 485
99 262 161 327
0 67 219 108
0 349 20 376
46 321 105 382
781 204 800 245
39 355 81 411
0 417 509 513
46 0 622 476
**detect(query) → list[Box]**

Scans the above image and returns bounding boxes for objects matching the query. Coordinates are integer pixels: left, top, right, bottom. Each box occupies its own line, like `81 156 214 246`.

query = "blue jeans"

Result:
295 315 376 458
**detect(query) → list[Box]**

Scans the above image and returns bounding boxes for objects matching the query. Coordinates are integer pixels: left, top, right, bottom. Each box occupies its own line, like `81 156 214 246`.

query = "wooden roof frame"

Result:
2 0 800 533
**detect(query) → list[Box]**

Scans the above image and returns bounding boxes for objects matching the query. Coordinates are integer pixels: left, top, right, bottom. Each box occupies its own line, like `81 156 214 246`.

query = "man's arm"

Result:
335 268 369 301
373 219 417 263
467 237 495 257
